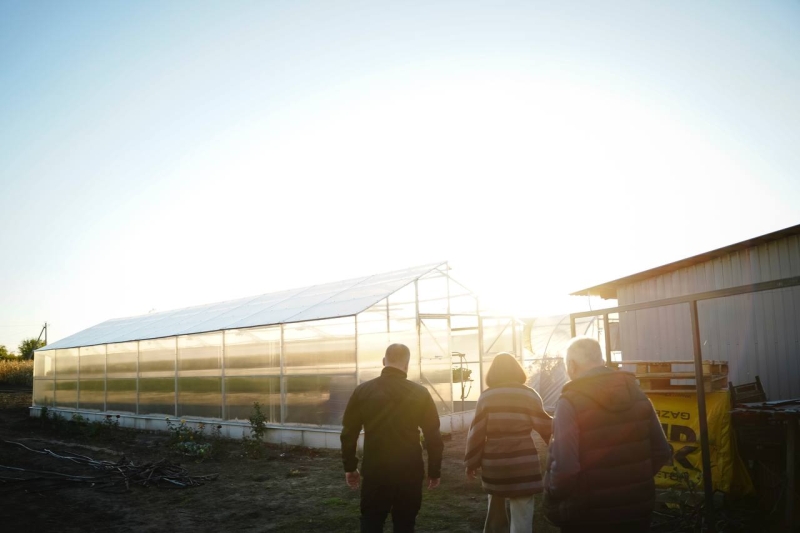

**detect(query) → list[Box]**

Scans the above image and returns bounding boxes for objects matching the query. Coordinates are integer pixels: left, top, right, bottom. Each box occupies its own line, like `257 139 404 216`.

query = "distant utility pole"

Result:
37 322 47 345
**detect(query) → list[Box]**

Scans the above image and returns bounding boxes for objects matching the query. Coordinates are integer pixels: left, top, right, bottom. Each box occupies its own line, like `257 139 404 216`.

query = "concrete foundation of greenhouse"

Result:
28 407 474 450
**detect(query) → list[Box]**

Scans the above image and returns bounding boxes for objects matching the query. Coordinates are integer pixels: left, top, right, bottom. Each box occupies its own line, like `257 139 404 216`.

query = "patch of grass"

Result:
322 497 348 507
34 408 135 444
0 359 33 388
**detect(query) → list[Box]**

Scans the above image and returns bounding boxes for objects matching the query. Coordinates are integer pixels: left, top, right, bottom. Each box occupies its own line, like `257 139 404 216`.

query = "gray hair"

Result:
566 337 603 368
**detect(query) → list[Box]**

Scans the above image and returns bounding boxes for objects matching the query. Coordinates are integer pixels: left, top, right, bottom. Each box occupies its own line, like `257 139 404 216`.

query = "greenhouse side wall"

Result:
31 316 361 446
30 270 490 449
30 304 475 448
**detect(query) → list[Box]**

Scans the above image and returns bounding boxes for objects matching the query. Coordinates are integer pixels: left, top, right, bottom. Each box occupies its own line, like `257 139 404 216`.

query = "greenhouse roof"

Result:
40 262 447 351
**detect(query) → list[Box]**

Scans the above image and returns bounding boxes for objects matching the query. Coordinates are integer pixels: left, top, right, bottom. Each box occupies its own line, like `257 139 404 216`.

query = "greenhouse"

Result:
32 263 523 447
523 314 612 409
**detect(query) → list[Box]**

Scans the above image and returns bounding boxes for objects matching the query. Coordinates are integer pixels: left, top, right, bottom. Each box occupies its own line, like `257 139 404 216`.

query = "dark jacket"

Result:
340 366 444 482
544 367 672 526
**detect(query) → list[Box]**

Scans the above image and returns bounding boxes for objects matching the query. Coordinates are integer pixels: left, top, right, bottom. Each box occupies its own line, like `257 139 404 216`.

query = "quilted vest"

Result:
560 368 657 524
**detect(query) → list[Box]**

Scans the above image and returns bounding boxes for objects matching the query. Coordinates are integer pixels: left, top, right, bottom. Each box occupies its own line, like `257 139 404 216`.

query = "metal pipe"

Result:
103 344 108 413
570 275 800 320
415 280 422 381
690 300 714 516
76 348 80 410
478 315 485 392
787 418 796 529
221 331 226 420
603 313 612 365
280 324 286 425
483 319 511 355
135 341 140 415
446 266 453 415
511 320 518 360
354 315 360 385
544 315 570 357
174 337 179 417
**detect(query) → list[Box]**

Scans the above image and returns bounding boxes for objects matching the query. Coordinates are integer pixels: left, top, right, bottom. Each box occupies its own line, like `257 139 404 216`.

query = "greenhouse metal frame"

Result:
32 263 522 447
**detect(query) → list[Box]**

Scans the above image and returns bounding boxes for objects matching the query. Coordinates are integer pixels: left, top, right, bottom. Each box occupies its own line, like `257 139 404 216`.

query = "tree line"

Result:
0 338 47 361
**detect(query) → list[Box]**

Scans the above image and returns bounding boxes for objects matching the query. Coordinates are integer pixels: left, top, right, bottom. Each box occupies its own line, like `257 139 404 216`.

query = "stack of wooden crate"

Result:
617 360 729 394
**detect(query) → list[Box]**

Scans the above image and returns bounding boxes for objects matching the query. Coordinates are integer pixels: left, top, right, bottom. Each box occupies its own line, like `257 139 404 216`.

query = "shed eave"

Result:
570 223 800 300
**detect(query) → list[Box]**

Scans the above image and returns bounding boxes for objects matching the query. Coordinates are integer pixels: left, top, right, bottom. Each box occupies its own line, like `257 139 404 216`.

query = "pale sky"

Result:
1 0 798 351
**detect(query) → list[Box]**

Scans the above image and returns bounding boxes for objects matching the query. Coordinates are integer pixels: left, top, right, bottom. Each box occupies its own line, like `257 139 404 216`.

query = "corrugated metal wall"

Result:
617 234 800 400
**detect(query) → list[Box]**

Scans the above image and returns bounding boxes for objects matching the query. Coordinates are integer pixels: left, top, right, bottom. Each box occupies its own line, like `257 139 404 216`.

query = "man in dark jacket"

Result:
341 343 444 533
544 337 672 533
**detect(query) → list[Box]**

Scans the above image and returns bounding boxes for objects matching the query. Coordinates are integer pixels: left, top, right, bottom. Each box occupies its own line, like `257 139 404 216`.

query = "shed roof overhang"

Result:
571 223 800 300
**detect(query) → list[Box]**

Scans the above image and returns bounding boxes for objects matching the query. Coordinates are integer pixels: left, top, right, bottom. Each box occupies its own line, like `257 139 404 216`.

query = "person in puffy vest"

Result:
543 337 672 533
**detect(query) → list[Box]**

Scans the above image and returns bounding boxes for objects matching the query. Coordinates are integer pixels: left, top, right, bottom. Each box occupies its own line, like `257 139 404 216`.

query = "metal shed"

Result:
32 263 522 448
572 223 800 400
568 224 800 519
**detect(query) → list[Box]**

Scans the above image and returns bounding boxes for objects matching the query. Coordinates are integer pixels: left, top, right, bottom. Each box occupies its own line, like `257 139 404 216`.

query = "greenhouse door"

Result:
419 317 452 414
451 315 481 412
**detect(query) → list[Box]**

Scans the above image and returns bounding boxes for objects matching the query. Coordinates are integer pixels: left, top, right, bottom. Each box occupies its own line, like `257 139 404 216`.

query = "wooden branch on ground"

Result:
0 440 217 494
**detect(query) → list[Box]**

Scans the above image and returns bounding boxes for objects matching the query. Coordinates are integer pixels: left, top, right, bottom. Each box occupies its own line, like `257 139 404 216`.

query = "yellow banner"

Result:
649 391 753 495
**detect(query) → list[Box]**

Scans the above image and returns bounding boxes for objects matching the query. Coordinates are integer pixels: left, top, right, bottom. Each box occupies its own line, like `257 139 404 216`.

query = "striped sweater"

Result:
464 383 553 497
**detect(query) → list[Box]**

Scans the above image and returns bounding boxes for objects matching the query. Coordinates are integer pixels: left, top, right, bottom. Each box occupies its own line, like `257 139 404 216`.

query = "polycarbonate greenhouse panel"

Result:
223 327 281 376
180 288 308 334
224 376 280 421
286 294 395 323
527 314 599 359
38 263 446 351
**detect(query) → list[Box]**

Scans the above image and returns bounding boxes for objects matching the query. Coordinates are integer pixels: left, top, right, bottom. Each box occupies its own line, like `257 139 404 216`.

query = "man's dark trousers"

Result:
360 476 423 533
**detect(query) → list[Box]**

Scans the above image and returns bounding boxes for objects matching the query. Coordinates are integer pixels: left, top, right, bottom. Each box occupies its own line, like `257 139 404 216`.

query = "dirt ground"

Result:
0 391 557 533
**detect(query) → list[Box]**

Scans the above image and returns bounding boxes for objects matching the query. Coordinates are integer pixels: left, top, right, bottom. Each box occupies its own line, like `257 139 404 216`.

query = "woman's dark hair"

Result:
485 353 527 388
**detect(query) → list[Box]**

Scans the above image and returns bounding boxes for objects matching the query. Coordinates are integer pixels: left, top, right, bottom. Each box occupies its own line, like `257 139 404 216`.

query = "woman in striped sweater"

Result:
464 353 553 533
